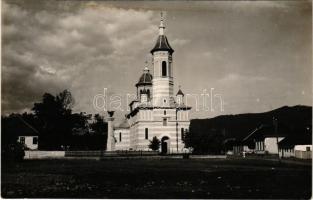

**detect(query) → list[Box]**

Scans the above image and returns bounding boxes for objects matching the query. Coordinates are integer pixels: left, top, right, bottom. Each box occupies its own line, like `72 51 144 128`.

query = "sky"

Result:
2 0 312 121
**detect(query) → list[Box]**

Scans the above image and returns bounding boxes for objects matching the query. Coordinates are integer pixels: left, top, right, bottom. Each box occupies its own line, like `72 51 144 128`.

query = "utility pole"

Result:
273 117 280 162
176 108 179 153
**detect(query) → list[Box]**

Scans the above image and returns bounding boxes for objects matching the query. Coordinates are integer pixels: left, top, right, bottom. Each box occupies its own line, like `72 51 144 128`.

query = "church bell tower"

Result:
151 13 174 107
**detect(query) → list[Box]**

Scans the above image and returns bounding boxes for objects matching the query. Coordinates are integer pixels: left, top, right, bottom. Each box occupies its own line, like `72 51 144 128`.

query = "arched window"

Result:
145 128 148 139
168 65 171 77
119 132 122 142
162 61 167 76
163 118 167 126
164 110 166 115
147 89 150 99
181 128 184 140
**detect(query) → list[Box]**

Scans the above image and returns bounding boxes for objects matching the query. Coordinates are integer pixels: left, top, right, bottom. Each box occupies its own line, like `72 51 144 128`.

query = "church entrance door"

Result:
161 136 170 154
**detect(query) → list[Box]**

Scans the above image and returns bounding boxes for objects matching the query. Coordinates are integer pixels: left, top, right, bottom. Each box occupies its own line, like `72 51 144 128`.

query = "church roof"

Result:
136 67 153 87
114 118 130 129
150 35 174 54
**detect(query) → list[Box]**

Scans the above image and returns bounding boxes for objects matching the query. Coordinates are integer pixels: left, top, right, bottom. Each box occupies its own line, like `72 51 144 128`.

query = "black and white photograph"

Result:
1 0 312 199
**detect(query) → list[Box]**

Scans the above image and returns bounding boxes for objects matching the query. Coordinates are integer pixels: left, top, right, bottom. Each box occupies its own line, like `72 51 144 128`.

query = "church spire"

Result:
159 12 165 36
150 12 174 54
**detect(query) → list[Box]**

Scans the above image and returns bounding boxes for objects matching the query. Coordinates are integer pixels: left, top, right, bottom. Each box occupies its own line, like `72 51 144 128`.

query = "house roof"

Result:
243 124 286 142
3 115 39 136
18 116 39 136
279 134 312 148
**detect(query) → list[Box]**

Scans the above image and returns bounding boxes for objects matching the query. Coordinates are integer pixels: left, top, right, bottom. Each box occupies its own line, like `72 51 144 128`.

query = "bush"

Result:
148 136 160 151
2 142 25 161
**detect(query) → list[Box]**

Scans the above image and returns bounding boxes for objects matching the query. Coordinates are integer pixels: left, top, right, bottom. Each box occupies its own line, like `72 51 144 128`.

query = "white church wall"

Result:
114 128 130 151
127 108 190 153
119 17 191 154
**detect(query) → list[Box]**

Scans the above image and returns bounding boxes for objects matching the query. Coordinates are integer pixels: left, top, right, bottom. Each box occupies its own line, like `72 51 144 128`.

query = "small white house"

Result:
256 137 285 154
242 124 285 155
18 136 38 150
15 116 40 150
279 135 312 159
294 145 312 159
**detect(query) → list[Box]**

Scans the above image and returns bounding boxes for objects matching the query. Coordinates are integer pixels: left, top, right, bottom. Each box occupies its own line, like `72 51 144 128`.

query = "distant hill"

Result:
190 105 312 141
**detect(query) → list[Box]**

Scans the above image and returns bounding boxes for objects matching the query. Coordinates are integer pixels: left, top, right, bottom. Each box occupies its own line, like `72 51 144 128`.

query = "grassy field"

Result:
2 158 311 199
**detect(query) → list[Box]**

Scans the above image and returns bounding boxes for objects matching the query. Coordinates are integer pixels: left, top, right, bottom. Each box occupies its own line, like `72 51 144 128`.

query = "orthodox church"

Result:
111 15 191 153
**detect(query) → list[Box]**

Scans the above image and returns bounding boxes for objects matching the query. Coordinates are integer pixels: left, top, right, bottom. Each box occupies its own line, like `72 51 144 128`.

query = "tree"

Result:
2 90 110 151
90 114 107 135
32 90 76 150
71 112 91 136
56 89 75 111
183 127 225 154
2 142 25 161
148 136 160 151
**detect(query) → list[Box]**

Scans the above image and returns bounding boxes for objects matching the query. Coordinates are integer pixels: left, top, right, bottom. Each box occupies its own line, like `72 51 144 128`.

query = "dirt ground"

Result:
1 158 311 198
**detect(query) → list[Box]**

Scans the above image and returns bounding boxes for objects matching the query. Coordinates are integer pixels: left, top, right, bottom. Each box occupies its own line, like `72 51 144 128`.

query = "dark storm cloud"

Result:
2 0 156 114
2 0 312 119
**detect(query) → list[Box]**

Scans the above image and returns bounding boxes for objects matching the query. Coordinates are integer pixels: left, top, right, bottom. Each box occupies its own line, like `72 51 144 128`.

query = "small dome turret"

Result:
176 85 185 105
136 65 153 87
176 88 184 96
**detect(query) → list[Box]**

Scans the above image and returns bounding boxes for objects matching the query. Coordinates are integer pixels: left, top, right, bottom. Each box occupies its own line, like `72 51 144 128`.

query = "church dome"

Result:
150 35 174 54
136 67 153 87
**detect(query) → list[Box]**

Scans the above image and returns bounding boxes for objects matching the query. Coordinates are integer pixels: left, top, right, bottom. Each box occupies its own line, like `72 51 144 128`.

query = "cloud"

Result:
171 38 189 47
2 1 157 114
2 0 311 118
218 73 268 83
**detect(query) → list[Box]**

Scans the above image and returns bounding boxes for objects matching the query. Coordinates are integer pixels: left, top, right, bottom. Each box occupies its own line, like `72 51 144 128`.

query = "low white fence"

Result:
65 150 158 157
189 155 227 159
24 151 65 159
24 150 227 159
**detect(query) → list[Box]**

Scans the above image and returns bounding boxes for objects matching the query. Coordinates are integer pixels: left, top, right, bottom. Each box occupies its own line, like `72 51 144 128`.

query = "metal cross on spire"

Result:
159 11 165 35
